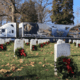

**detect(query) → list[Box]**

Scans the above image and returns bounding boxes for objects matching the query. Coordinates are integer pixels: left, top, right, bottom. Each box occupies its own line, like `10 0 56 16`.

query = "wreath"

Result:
25 42 29 45
39 43 43 48
45 42 49 45
55 56 78 79
69 41 72 44
6 42 11 45
0 43 7 51
43 42 46 45
15 47 27 59
32 45 37 51
74 42 76 46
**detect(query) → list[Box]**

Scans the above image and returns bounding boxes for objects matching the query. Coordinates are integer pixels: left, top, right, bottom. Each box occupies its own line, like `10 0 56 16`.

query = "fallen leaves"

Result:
38 62 42 64
46 63 49 65
30 62 35 65
5 63 10 66
45 69 49 71
20 67 24 69
36 53 39 56
42 64 46 67
19 59 23 63
5 54 9 57
0 69 10 73
1 65 5 67
50 51 53 54
16 68 22 71
49 64 54 67
71 49 74 50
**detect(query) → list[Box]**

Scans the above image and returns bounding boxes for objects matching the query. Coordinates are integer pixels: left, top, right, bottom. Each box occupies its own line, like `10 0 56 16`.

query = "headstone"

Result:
69 39 73 44
54 39 70 75
0 39 5 44
76 40 80 47
25 39 29 43
23 38 25 42
73 40 76 43
38 39 43 44
5 39 10 43
14 39 24 53
35 39 38 44
73 40 77 46
30 39 37 51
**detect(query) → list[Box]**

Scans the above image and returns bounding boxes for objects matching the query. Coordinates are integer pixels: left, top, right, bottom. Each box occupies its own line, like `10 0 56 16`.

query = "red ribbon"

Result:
63 58 74 74
46 42 48 44
26 43 29 45
19 49 26 56
7 42 9 44
41 44 43 47
78 44 80 47
0 44 3 49
43 43 45 45
32 46 35 50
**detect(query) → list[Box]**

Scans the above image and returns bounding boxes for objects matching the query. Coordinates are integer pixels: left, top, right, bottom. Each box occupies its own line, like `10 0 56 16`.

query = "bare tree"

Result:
33 0 52 23
0 0 22 22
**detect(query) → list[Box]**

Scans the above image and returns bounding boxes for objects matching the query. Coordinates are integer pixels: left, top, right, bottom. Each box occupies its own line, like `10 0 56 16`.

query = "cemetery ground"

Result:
0 42 80 80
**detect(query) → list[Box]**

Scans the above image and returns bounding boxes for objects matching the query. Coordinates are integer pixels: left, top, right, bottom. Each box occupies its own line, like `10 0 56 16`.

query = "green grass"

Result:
0 42 80 80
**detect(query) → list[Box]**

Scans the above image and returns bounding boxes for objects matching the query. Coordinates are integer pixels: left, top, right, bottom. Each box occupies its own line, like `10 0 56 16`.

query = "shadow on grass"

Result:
71 55 80 56
27 55 43 58
0 74 37 80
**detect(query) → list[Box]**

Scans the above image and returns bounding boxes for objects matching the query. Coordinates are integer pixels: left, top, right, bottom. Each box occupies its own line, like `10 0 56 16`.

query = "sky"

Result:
73 0 80 26
2 0 80 26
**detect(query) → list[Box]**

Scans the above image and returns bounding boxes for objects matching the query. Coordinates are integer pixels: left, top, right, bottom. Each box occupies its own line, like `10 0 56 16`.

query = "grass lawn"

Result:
0 41 80 80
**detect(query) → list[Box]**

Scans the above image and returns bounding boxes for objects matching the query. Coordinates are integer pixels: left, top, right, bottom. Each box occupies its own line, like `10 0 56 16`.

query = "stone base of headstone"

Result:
54 61 57 76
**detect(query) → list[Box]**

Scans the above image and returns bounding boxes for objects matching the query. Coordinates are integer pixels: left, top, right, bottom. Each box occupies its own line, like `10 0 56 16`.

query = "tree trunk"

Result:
12 5 16 22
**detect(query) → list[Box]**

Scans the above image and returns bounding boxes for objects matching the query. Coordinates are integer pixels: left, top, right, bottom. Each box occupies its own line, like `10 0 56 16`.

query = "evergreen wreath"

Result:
0 43 7 51
6 42 11 45
25 42 29 45
39 43 44 48
55 56 78 79
32 45 37 51
15 47 27 59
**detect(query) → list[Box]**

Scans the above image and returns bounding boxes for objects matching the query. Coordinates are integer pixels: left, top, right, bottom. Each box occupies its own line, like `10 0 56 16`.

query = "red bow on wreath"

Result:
43 43 45 45
26 43 29 45
0 44 3 49
19 49 26 56
7 42 9 44
47 42 48 45
41 44 43 47
63 58 74 74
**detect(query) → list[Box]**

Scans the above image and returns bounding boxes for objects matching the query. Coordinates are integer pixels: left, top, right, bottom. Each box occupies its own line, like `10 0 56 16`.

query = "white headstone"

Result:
54 39 70 75
0 39 5 44
14 39 24 53
57 39 65 44
30 39 37 51
76 40 80 47
38 39 43 44
5 39 10 43
69 39 71 43
73 40 76 43
25 39 29 43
